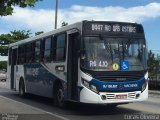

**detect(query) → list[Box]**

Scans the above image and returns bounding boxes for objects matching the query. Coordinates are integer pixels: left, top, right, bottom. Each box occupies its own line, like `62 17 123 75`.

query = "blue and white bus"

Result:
7 21 148 107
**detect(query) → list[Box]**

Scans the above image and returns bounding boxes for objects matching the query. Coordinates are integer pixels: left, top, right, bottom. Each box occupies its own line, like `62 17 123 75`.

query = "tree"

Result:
147 50 160 79
0 0 42 16
0 61 7 70
148 50 155 76
35 31 44 36
0 30 31 56
61 21 68 27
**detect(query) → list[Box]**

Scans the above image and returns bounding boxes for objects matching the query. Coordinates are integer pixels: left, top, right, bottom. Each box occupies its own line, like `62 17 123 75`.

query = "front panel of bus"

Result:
78 21 148 104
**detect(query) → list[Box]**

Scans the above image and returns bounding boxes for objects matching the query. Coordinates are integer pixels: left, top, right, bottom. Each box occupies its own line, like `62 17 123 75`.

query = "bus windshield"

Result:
81 36 147 71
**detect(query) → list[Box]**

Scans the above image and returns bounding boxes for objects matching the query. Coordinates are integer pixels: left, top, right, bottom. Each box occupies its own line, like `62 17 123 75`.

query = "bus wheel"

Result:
54 83 66 108
19 80 26 98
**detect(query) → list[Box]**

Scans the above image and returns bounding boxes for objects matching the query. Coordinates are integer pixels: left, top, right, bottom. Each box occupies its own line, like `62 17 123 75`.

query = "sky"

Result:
0 0 160 61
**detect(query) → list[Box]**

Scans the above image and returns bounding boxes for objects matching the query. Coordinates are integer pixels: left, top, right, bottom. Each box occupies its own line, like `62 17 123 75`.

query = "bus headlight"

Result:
82 78 99 94
144 72 148 80
83 79 90 88
90 85 98 93
141 80 147 92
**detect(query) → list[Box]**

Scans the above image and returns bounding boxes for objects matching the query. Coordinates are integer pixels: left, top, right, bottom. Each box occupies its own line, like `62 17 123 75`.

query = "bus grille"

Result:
105 92 136 99
95 75 143 82
128 92 136 98
106 93 115 99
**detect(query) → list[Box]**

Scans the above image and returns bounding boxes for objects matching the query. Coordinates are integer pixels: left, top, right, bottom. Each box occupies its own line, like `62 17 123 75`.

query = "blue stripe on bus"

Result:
23 63 66 98
90 78 145 92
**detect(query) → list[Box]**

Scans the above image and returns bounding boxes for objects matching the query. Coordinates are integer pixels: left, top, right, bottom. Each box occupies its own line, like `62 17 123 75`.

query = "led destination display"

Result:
83 21 144 35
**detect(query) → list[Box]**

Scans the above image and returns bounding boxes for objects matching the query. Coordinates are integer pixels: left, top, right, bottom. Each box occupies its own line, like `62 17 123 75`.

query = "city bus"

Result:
7 20 148 107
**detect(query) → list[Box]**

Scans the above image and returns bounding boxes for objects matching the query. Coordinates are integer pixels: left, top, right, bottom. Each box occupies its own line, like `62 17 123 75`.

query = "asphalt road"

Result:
0 82 160 120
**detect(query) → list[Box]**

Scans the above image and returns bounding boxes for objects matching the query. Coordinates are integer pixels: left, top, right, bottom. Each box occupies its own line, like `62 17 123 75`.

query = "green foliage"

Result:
0 61 7 70
35 31 44 36
147 50 160 78
0 46 8 56
0 0 42 16
10 30 31 40
61 21 68 27
148 50 155 75
0 30 31 56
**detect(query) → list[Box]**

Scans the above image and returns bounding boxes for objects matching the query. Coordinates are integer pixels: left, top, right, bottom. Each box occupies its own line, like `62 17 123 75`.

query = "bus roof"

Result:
9 20 143 48
9 21 83 47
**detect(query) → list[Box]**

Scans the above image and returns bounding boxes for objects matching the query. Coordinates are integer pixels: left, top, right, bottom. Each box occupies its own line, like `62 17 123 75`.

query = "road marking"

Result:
0 95 70 120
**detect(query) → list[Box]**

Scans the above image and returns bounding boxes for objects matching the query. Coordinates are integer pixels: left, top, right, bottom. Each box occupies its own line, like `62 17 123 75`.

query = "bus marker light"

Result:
90 85 98 93
82 79 90 88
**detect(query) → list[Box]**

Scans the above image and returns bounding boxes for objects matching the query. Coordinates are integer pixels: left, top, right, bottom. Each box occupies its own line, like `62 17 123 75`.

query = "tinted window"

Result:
35 41 40 62
54 34 66 61
18 45 25 64
26 43 32 63
57 34 65 48
44 37 51 62
55 48 65 61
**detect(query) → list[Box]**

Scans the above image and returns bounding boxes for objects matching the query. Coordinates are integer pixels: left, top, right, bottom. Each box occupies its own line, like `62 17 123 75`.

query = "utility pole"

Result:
55 0 58 29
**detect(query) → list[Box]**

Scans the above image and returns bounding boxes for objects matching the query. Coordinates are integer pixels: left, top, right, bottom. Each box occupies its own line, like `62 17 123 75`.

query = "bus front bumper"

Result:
79 84 148 104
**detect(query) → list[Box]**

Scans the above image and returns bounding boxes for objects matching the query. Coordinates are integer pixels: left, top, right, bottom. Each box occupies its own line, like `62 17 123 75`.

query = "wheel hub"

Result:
57 89 64 105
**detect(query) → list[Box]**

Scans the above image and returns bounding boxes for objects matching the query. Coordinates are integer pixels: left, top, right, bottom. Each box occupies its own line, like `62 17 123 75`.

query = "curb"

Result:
149 90 160 95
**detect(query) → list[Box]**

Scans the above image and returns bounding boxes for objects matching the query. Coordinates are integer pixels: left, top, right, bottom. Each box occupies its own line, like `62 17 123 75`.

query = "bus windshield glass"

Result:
81 36 146 71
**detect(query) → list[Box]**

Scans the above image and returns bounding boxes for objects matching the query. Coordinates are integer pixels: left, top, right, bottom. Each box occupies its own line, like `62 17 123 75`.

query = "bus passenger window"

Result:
31 42 35 62
35 41 41 62
26 43 33 63
44 37 51 62
18 46 25 64
54 34 66 61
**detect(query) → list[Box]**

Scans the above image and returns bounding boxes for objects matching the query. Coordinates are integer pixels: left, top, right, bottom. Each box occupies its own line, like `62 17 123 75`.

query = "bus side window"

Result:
26 43 33 63
53 33 66 61
35 40 41 62
18 46 25 64
18 47 21 64
31 42 35 63
40 39 45 62
25 44 30 63
44 37 51 62
51 36 56 61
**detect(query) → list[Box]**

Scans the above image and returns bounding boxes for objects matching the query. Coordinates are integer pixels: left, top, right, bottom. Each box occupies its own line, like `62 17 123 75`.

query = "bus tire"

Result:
54 83 66 108
19 79 26 98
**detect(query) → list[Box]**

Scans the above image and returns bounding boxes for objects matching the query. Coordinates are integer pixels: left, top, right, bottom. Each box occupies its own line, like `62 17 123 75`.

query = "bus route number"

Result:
90 60 108 68
92 24 103 31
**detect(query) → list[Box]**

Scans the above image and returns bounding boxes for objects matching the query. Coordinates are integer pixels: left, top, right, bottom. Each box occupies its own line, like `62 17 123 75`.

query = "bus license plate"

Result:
116 94 127 99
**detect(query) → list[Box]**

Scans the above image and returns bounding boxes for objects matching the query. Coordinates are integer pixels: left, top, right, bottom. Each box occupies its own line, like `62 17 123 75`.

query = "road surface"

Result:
0 82 159 120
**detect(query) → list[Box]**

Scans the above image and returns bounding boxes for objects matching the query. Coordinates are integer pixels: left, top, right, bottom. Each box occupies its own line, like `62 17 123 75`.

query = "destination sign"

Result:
83 21 144 35
91 24 136 33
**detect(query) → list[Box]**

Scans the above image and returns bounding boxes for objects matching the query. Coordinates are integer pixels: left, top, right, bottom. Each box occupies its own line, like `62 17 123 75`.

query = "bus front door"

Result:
67 32 79 100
